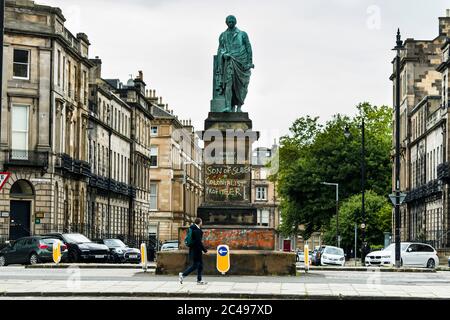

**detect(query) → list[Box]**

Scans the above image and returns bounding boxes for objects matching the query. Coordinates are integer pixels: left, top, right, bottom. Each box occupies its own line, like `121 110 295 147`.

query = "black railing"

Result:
404 179 442 203
4 150 49 168
55 154 91 178
89 174 133 197
438 162 450 181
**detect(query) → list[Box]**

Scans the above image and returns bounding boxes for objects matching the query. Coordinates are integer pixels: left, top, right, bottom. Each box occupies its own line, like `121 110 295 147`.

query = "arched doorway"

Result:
9 180 34 240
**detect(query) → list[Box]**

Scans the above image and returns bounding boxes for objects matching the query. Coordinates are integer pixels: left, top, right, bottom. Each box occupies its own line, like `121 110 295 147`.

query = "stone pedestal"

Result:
156 111 295 275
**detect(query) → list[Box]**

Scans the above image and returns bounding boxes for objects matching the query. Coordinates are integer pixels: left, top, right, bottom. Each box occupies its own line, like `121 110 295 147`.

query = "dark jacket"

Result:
190 224 207 260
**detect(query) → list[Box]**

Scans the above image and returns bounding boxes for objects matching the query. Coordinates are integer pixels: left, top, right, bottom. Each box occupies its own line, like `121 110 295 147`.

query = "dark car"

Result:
0 236 68 266
43 233 109 263
311 246 326 266
98 239 141 263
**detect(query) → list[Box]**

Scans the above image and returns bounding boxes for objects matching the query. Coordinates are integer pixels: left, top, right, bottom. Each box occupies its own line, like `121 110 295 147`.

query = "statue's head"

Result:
225 15 237 29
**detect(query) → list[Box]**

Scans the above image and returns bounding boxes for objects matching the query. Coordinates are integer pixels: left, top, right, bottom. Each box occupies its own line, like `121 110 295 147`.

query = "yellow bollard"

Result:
52 240 62 264
140 243 147 272
304 244 309 273
216 245 230 275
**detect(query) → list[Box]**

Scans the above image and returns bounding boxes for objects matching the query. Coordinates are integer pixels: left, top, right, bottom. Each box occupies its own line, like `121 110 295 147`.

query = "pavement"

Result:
1 266 450 299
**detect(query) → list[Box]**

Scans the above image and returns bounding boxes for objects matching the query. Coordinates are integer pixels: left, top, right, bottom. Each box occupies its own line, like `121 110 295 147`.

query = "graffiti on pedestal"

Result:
204 164 251 203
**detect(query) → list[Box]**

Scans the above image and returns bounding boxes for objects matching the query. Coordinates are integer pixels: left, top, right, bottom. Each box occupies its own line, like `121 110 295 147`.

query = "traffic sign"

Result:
389 193 407 205
361 223 366 229
140 243 148 272
216 245 230 274
0 172 11 192
52 240 62 264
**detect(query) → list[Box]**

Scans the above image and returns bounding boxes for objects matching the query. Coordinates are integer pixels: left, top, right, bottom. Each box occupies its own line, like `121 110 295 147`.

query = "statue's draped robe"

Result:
217 28 252 110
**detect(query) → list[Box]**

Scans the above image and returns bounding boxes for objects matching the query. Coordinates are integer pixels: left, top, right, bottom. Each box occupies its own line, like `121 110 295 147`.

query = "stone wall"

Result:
156 250 296 276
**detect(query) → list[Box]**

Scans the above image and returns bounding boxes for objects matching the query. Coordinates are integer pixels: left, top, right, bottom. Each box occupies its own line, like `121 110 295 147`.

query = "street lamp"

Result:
392 28 405 268
321 182 340 248
344 116 367 264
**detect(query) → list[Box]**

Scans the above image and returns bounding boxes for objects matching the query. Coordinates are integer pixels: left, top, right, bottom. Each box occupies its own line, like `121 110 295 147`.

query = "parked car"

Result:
365 242 439 268
320 246 345 266
311 246 326 266
0 236 68 266
160 241 179 251
43 233 109 263
98 239 141 263
295 249 312 264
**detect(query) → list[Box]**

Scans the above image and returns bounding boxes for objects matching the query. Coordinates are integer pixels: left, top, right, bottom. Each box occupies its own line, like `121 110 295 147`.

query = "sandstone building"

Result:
392 10 450 251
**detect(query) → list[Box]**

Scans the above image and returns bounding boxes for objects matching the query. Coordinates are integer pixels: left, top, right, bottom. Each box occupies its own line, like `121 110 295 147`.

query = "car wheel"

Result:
0 255 7 267
426 258 435 269
69 250 79 263
29 253 39 265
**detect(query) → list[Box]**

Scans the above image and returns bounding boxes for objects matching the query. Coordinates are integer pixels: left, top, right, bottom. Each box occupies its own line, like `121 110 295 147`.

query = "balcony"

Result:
404 179 442 203
89 174 134 197
55 154 91 178
3 150 49 168
438 162 450 181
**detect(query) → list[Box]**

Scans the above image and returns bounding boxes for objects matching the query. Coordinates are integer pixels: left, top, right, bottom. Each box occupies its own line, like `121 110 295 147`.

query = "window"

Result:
62 57 66 92
150 183 157 210
57 50 61 86
151 126 158 136
13 49 30 79
150 146 158 167
257 209 270 226
256 186 267 201
11 105 29 159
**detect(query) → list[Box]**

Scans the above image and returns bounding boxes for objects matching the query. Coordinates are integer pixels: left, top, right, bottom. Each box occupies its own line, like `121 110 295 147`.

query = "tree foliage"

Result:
276 103 392 240
323 191 392 250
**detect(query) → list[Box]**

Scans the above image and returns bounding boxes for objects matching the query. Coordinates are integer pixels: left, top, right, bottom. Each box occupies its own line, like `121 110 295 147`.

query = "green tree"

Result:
276 103 392 239
323 191 392 250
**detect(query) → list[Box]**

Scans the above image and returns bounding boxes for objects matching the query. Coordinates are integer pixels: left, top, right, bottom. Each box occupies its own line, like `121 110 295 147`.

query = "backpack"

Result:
184 227 193 247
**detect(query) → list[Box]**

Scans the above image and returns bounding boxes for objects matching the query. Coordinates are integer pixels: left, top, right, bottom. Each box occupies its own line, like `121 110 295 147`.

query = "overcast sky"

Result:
40 0 449 147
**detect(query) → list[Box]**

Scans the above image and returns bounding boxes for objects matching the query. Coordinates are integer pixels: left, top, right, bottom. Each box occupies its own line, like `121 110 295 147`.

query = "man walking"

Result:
179 218 208 284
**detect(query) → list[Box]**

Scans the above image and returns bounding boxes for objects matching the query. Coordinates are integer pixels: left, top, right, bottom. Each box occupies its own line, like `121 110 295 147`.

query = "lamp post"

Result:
393 29 405 268
0 0 5 143
321 182 340 247
344 116 366 264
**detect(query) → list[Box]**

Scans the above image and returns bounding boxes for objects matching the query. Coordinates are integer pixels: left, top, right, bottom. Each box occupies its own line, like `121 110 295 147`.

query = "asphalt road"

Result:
1 266 449 286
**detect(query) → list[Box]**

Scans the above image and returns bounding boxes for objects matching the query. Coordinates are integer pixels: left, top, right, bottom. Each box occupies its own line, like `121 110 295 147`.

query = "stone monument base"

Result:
156 250 296 276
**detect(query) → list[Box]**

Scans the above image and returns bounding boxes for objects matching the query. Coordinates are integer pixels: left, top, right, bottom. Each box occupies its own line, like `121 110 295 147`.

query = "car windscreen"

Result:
63 234 91 243
104 239 126 248
324 247 344 255
162 243 178 249
41 238 60 245
385 244 409 251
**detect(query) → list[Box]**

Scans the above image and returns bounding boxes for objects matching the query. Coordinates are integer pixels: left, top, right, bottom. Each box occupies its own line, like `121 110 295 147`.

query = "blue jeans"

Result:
182 253 203 282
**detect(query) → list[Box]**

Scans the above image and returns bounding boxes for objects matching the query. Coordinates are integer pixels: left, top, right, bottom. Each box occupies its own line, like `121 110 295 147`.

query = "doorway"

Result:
283 239 292 252
9 201 31 240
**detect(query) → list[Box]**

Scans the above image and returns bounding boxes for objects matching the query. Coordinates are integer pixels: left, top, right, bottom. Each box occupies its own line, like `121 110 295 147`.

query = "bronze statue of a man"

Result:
216 15 254 112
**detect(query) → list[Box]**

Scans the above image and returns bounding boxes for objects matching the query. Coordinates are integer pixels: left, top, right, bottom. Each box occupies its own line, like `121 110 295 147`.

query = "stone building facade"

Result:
392 11 450 250
85 59 133 240
0 0 92 241
106 73 154 242
144 92 203 243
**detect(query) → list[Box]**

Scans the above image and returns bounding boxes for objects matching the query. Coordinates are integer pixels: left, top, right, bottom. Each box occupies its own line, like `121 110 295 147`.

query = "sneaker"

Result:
179 272 184 284
197 280 208 285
